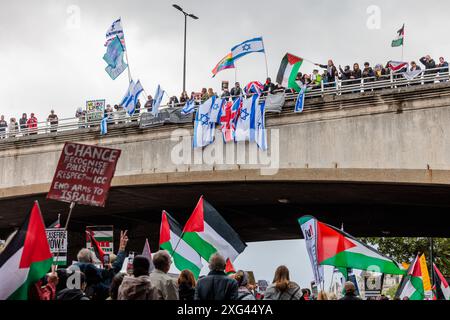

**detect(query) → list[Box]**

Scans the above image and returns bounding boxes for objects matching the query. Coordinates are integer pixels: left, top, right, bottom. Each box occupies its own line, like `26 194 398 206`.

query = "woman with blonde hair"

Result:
178 270 196 301
317 291 329 300
263 266 302 300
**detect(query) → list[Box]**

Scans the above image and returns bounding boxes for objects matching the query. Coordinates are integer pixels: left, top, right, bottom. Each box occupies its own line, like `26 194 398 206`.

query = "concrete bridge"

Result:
1 82 450 250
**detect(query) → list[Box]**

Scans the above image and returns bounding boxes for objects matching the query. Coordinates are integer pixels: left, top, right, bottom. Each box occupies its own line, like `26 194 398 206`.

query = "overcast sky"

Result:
0 0 445 288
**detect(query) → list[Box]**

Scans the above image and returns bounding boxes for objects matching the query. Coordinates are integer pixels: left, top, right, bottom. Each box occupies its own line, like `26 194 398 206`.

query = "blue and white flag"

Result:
295 86 307 113
193 97 215 149
231 37 265 62
120 80 144 115
235 94 259 142
100 117 108 136
254 101 267 151
105 18 126 49
181 99 196 115
152 85 165 116
104 36 128 80
209 97 226 124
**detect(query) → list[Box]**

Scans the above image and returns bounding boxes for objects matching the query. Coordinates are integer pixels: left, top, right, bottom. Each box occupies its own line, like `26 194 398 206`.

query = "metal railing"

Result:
0 67 448 141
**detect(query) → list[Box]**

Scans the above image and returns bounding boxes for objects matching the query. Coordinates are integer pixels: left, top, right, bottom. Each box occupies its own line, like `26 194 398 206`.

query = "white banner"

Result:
300 217 324 284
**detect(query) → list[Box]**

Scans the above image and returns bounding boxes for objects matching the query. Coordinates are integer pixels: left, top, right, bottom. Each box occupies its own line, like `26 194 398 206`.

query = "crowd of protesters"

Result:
2 229 403 301
1 55 448 140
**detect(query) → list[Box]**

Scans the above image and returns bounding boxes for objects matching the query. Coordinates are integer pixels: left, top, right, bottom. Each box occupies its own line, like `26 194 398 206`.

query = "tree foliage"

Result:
360 238 450 276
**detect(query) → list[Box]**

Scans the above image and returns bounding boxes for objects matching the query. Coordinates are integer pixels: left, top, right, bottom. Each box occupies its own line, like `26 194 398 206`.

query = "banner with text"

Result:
46 228 68 266
47 142 122 207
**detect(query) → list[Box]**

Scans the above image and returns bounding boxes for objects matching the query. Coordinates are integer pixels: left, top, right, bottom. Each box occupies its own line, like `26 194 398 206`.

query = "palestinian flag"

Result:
392 24 405 47
160 211 203 279
225 259 236 275
0 202 52 300
212 53 235 78
298 216 405 275
182 196 247 264
433 263 450 300
276 53 303 92
396 255 425 300
387 61 409 73
86 229 106 263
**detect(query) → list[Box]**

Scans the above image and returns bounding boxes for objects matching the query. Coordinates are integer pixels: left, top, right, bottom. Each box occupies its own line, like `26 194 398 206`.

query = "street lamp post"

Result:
173 4 198 94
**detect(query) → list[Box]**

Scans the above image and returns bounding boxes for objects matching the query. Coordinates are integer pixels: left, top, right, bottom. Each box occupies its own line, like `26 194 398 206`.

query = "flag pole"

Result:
402 23 405 62
120 17 133 83
53 202 76 269
262 36 269 79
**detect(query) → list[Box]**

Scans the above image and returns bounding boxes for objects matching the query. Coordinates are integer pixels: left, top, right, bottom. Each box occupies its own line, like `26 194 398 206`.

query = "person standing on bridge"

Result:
47 110 59 133
420 55 437 84
19 113 28 135
0 115 7 139
27 113 38 135
145 95 154 113
8 118 18 138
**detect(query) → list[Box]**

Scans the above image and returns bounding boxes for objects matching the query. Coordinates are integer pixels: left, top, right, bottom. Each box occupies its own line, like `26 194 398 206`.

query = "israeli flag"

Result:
100 117 108 136
231 37 265 62
235 94 259 142
120 80 144 115
181 99 196 115
254 101 267 151
105 18 126 49
295 86 307 113
209 98 226 124
152 85 165 116
193 97 215 149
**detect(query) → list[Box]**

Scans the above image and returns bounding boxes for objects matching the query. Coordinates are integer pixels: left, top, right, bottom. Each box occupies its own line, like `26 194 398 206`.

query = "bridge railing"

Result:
0 67 448 140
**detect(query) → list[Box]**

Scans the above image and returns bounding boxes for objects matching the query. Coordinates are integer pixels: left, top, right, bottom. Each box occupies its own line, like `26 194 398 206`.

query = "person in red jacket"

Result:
27 113 38 135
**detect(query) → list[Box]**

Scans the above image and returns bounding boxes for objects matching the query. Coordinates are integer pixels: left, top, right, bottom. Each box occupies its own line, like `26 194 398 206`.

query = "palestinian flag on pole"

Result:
392 24 405 47
396 254 425 300
298 216 405 275
0 202 52 300
182 196 247 264
276 53 303 92
433 263 450 300
160 211 203 279
86 229 106 263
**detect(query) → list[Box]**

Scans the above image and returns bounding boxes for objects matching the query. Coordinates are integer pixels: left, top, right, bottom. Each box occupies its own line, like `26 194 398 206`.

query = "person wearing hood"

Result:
235 270 256 301
57 271 90 301
118 256 156 300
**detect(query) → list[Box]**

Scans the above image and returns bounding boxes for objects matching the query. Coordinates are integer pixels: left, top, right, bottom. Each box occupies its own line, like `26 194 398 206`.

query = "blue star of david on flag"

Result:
242 44 251 52
240 108 249 121
201 113 210 125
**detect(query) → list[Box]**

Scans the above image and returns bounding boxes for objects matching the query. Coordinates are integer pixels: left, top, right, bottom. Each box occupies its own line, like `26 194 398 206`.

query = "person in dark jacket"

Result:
72 230 128 300
263 78 277 95
339 65 352 85
420 55 437 82
178 270 196 301
316 59 338 85
362 62 375 82
230 82 243 100
19 113 28 134
195 254 238 301
340 282 361 301
57 271 90 301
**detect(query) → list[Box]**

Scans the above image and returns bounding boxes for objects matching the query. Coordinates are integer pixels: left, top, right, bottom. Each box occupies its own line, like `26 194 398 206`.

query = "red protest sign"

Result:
47 142 122 207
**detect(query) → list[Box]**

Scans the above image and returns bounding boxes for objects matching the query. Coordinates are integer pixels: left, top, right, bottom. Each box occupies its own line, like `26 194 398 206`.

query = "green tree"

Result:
360 238 450 276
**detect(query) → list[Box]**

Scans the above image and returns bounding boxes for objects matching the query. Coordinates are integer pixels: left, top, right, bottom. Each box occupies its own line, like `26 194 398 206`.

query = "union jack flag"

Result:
220 98 242 143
